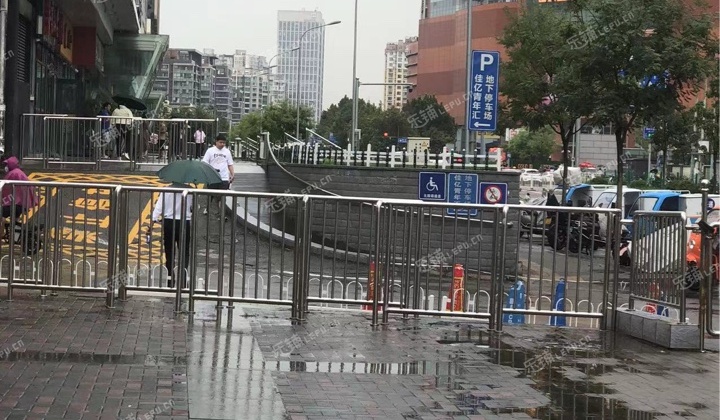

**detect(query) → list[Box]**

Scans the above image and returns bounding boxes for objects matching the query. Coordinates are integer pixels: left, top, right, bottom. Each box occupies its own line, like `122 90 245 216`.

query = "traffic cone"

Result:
446 264 465 311
362 261 376 311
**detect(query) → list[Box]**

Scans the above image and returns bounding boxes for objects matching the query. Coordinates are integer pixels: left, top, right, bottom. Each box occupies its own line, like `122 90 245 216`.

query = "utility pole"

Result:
350 0 359 150
464 0 472 152
0 0 7 150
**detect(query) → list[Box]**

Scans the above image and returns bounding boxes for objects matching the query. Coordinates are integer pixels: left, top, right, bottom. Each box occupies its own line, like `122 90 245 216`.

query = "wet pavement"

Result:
0 290 718 420
3 162 716 419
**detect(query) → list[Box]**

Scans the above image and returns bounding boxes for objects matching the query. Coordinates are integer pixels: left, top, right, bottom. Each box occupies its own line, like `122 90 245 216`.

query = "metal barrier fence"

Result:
0 180 628 332
0 180 121 308
19 114 219 170
629 211 687 321
277 144 503 171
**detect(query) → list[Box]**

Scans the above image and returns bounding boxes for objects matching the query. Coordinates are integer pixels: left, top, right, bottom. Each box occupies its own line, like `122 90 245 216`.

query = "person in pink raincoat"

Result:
1 156 37 224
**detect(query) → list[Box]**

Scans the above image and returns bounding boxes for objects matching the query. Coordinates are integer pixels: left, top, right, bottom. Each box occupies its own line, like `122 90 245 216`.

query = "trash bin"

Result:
241 151 247 160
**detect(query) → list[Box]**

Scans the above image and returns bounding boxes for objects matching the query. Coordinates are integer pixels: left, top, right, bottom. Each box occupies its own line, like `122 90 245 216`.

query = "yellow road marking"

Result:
126 191 163 265
26 173 165 261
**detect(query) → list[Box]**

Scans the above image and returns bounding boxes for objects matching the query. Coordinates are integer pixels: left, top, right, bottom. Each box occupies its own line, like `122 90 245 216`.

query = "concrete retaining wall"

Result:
266 163 521 273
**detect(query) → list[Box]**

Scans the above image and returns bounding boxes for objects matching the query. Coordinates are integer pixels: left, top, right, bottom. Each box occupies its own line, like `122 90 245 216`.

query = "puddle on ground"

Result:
437 328 490 345
264 359 462 376
476 343 666 419
0 350 187 366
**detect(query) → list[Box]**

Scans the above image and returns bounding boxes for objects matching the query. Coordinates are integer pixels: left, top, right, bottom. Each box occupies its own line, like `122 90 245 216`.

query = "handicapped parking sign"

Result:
418 172 446 201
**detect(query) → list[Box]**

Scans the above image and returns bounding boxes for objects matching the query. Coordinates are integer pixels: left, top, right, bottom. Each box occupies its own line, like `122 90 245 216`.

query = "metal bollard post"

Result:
371 201 383 327
699 179 709 350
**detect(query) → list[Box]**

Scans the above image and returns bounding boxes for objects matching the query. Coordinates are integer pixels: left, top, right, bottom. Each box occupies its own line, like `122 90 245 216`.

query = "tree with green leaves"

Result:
316 96 383 148
170 106 214 120
228 101 314 145
691 73 719 188
642 108 697 181
505 127 559 169
403 95 457 153
230 112 263 142
500 3 597 199
366 107 412 149
575 0 715 212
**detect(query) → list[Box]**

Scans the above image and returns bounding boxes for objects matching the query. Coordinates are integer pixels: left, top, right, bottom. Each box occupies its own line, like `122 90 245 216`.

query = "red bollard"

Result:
446 264 465 311
362 261 376 311
646 282 660 313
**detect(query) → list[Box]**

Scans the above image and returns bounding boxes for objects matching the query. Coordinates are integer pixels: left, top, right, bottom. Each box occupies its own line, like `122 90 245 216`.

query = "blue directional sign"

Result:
468 50 500 132
480 182 508 205
397 137 408 145
418 172 446 202
503 280 526 325
643 127 656 140
447 173 478 216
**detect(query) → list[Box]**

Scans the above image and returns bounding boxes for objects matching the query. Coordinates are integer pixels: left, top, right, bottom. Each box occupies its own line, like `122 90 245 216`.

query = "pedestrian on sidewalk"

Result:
194 127 206 159
201 134 234 215
98 102 113 158
111 105 133 160
147 184 193 288
1 157 37 240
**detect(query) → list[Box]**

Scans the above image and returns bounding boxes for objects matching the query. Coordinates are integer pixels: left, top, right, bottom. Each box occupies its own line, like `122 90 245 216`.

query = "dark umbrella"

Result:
157 161 222 185
113 95 147 111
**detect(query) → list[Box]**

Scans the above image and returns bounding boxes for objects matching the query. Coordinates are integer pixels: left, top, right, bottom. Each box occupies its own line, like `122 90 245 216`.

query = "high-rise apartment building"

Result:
152 49 204 106
152 48 289 126
214 64 233 121
277 10 327 124
383 37 417 111
199 49 217 109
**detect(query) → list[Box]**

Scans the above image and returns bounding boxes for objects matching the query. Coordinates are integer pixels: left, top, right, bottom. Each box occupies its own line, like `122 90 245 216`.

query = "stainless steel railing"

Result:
0 179 632 332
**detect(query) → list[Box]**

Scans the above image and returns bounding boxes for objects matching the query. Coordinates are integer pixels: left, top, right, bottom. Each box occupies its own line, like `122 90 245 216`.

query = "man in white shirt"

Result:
202 134 234 214
147 185 193 288
194 128 206 159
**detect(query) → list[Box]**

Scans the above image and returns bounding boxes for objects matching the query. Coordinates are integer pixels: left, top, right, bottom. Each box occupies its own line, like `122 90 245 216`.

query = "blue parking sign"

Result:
418 172 446 201
447 173 478 216
468 51 500 132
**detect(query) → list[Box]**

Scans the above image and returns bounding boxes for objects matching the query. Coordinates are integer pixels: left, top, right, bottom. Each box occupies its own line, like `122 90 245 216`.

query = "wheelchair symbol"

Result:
426 178 439 192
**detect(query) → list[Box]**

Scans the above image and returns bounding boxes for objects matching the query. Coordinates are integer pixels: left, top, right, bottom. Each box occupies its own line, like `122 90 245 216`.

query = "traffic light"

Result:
383 132 389 138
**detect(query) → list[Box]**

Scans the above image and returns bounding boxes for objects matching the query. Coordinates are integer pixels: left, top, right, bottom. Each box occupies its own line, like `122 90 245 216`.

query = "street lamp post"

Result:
355 81 414 146
266 47 299 106
351 0 359 150
295 20 341 141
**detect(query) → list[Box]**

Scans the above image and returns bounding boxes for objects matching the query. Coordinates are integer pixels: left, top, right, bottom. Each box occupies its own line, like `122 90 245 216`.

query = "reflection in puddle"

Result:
481 345 663 419
265 360 462 376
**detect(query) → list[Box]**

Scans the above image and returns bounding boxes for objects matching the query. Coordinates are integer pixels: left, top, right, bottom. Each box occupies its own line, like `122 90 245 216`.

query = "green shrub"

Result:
588 175 611 185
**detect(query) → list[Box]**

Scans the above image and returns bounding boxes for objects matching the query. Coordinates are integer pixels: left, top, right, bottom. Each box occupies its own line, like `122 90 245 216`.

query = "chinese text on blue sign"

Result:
418 172 447 201
643 127 656 140
468 51 500 132
447 173 478 216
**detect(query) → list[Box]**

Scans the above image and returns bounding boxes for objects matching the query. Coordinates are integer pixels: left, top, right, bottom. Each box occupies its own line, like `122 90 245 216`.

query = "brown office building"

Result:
409 0 522 130
410 0 717 169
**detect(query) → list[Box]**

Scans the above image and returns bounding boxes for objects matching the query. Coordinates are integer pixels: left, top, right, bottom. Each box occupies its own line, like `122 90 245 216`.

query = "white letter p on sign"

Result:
480 54 494 71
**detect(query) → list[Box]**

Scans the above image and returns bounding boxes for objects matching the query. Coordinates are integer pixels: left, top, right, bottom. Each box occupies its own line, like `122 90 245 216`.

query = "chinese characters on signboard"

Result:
43 0 74 62
447 173 478 216
468 51 500 132
471 75 496 124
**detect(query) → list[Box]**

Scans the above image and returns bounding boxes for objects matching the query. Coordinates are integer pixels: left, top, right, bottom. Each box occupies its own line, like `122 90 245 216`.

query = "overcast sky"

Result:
160 0 420 109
